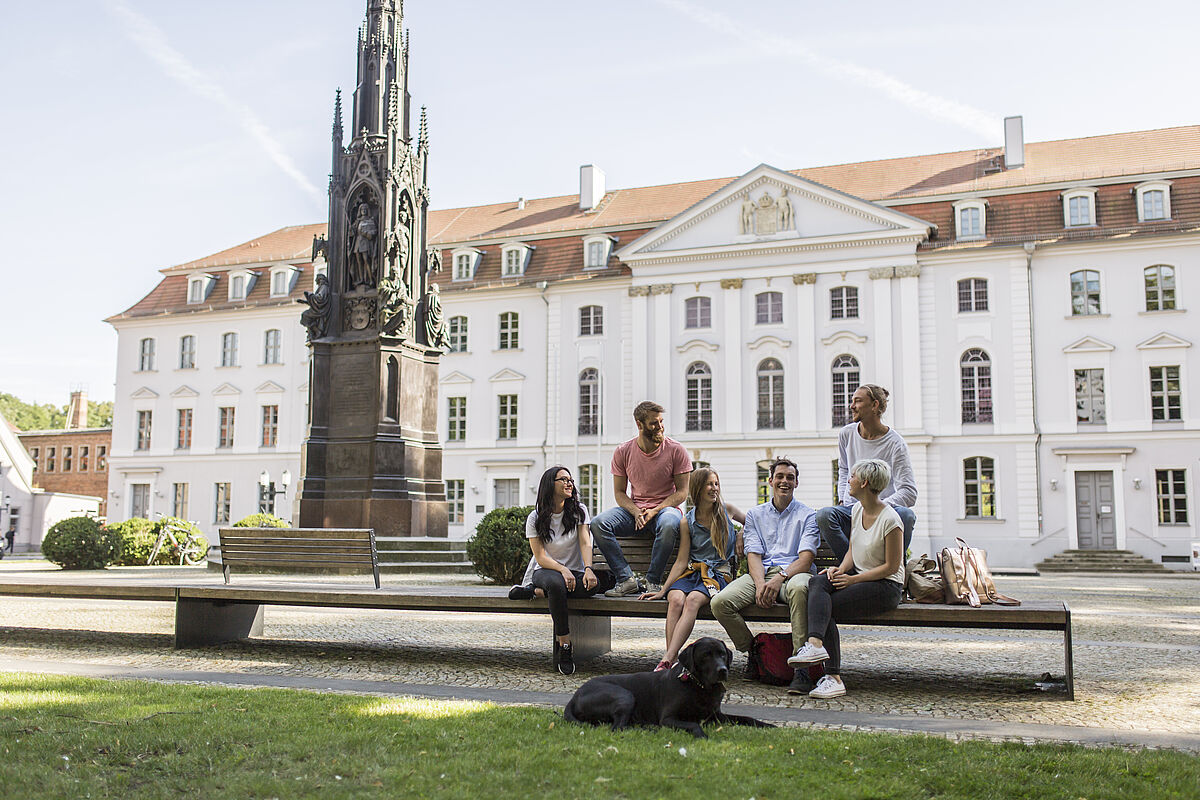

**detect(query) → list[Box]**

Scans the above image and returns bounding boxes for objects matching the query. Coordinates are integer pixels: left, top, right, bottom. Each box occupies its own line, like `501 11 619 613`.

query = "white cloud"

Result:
656 0 1001 139
104 0 324 204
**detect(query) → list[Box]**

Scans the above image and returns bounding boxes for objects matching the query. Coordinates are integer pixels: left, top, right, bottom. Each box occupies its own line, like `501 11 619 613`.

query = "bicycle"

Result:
149 514 207 566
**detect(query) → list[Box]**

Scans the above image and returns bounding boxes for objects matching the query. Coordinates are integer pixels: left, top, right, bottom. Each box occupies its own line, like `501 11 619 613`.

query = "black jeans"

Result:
532 568 604 637
806 574 902 675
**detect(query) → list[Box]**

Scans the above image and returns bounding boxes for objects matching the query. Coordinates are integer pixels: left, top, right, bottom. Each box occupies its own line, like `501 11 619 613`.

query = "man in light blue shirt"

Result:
711 458 820 695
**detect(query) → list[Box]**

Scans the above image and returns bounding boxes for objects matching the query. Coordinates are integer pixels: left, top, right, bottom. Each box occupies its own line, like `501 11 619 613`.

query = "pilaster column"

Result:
792 273 817 431
720 279 743 432
649 284 674 412
628 285 651 412
895 264 923 432
868 267 895 397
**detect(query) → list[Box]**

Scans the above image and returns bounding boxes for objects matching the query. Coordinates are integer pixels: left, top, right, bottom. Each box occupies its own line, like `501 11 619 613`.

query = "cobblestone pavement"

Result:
1 562 1198 748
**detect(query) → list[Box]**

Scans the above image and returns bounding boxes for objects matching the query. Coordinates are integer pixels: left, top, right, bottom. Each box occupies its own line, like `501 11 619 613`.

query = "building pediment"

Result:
130 386 159 399
212 382 242 396
489 368 525 383
675 338 720 354
617 164 932 266
1062 336 1115 354
1136 332 1192 350
169 385 199 398
821 330 868 347
747 335 792 351
440 370 474 385
255 380 286 394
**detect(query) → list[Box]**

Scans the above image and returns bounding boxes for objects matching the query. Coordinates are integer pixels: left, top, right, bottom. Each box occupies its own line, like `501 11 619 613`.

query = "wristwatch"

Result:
778 569 789 581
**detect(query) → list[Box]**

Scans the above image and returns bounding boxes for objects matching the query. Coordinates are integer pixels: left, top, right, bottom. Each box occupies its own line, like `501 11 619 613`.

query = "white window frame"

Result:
227 269 255 301
1062 188 1097 228
1135 181 1172 222
1144 264 1177 312
263 329 283 365
220 331 239 367
447 315 468 352
269 266 297 297
963 456 998 519
579 305 604 336
952 199 987 241
582 235 614 269
684 296 712 329
451 248 482 282
187 274 215 304
755 291 783 325
179 335 196 369
498 312 520 350
138 337 156 372
1069 269 1103 316
500 243 531 277
830 286 859 320
957 277 989 313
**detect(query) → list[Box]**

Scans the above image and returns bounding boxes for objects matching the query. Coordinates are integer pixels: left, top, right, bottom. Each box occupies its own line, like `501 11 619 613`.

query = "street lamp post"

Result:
258 469 291 517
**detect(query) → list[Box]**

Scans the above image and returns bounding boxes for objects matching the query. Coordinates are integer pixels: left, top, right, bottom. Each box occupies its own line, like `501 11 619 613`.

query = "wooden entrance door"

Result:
493 479 520 510
1075 471 1116 549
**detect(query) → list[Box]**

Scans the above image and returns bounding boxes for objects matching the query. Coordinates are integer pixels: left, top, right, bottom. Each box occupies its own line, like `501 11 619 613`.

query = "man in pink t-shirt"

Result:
593 401 692 596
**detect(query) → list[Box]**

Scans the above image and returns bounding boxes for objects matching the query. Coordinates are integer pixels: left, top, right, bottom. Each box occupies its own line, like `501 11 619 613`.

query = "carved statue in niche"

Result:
379 267 414 339
426 246 443 274
423 283 449 350
297 272 331 341
388 196 413 287
777 188 794 231
347 200 378 289
739 192 755 235
311 234 329 262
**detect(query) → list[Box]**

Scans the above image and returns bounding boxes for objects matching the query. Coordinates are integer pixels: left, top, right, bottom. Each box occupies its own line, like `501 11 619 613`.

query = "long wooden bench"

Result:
217 527 380 589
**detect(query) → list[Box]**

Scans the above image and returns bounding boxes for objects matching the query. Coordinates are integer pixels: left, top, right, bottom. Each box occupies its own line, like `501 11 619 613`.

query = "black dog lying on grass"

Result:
564 637 775 738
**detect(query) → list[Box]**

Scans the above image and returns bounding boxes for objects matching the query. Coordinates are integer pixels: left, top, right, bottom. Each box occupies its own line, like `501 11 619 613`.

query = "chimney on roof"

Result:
580 165 605 212
66 389 87 430
517 197 525 210
1004 116 1025 169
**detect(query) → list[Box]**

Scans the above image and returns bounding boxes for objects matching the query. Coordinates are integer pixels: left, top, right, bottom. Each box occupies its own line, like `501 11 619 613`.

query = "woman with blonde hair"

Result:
640 467 738 672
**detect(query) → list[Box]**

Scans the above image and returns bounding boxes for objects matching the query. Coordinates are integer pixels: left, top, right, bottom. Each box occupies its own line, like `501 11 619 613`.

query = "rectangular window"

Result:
258 483 276 515
756 464 770 505
79 446 89 471
963 457 996 518
261 405 278 447
586 241 607 268
578 464 599 516
503 249 523 276
448 317 468 352
832 459 840 506
220 332 238 367
684 297 711 329
446 480 465 524
498 312 519 350
176 408 193 449
230 274 246 300
1074 369 1105 424
579 305 604 336
1070 270 1101 316
271 270 289 296
454 254 472 280
46 447 56 472
218 406 236 448
136 410 152 451
830 287 859 320
447 397 466 441
1068 195 1092 226
139 338 156 371
263 329 282 364
957 278 989 313
1145 265 1177 312
179 335 195 369
188 280 204 304
130 484 150 519
97 445 107 471
30 447 39 472
959 206 982 238
173 482 189 519
497 394 518 439
1142 190 1166 221
214 482 231 525
1155 469 1188 525
63 447 72 471
1149 366 1182 421
755 292 783 325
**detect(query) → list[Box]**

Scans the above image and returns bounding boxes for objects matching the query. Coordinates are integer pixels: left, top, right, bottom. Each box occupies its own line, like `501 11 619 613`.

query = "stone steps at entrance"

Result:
1035 549 1169 573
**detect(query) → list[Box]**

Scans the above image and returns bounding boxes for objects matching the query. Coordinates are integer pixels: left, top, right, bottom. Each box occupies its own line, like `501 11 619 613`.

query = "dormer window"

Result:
187 274 215 304
228 270 256 301
270 267 297 297
1062 188 1097 228
451 248 482 281
1135 181 1172 222
500 243 532 277
583 235 614 269
953 200 987 241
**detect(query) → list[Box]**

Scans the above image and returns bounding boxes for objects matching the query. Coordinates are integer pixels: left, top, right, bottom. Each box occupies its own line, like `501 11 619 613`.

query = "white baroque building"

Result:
107 123 1200 568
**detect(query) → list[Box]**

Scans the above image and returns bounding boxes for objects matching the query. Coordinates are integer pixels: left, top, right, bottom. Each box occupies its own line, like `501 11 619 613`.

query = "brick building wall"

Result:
18 428 112 516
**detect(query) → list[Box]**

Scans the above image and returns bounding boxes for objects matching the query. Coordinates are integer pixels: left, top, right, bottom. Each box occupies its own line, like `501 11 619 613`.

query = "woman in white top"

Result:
787 458 905 699
523 466 601 676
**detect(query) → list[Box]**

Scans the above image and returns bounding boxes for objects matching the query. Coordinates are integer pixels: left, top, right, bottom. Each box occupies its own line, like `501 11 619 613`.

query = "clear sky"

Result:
2 0 1195 406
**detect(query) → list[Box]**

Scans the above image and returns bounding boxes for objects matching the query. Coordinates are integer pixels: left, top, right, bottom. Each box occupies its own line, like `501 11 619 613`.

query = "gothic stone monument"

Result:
297 0 448 538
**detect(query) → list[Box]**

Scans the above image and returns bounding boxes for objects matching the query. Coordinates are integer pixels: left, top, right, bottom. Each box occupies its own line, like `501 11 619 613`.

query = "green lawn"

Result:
0 673 1194 799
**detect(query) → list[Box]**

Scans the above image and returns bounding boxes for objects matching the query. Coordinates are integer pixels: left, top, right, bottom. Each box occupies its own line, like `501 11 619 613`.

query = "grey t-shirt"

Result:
837 423 917 508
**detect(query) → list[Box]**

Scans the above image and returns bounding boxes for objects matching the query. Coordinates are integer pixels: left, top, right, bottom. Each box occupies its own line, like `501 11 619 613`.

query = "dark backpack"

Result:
747 632 823 686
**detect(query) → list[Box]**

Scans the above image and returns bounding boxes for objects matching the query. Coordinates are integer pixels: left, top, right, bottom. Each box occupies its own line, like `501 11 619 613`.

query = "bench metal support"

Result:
565 612 611 662
175 598 264 648
1063 605 1075 700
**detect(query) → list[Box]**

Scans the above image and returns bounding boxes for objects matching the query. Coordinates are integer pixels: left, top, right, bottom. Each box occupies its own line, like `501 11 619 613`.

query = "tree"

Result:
0 392 65 431
88 400 114 428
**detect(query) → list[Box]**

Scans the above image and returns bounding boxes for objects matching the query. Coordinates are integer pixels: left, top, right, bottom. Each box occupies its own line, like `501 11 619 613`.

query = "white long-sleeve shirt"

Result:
837 422 917 508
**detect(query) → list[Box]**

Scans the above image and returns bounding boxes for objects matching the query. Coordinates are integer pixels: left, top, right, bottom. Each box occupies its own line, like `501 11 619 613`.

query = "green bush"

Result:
106 518 157 566
41 517 120 570
466 506 532 584
233 513 289 528
153 517 209 565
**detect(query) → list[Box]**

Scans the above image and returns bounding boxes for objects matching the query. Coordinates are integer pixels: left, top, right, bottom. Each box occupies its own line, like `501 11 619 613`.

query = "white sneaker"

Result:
808 675 846 699
786 642 829 666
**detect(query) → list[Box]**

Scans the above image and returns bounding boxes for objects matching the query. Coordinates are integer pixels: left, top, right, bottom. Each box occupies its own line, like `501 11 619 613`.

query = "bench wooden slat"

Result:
217 528 380 589
219 543 375 554
219 528 373 540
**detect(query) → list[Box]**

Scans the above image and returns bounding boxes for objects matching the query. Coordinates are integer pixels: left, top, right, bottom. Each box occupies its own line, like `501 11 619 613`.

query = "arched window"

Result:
263 329 282 364
579 305 604 336
1069 269 1101 315
685 362 712 432
831 355 859 427
447 316 468 352
684 297 712 329
756 358 785 429
961 349 993 423
755 292 782 325
963 457 996 518
1144 265 1176 311
578 368 599 435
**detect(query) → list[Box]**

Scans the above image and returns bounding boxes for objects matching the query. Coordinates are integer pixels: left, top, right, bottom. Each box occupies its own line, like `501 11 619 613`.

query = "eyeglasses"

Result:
554 477 575 484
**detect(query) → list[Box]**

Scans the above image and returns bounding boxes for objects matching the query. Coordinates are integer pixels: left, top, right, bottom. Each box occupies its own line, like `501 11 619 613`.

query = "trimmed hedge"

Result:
41 517 121 570
106 517 209 566
233 513 289 528
466 506 532 584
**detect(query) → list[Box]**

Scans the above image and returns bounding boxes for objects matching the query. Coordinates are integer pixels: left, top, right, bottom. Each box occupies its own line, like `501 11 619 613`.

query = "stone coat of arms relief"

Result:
739 188 794 236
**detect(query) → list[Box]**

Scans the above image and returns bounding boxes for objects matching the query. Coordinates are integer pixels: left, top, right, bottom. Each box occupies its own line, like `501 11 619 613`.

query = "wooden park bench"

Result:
217 527 380 589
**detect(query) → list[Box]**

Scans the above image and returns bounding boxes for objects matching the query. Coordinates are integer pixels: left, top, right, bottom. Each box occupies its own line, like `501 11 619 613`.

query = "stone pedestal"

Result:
298 338 448 538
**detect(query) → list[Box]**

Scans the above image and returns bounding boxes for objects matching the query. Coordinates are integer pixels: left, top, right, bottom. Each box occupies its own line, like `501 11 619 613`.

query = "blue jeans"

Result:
590 506 683 584
814 503 915 562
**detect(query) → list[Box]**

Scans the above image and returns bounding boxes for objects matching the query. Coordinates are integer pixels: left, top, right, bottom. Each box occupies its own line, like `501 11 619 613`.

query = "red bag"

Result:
746 633 823 686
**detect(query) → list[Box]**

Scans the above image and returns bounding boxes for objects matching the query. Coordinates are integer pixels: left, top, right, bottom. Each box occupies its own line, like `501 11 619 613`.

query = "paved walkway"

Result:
2 560 1198 751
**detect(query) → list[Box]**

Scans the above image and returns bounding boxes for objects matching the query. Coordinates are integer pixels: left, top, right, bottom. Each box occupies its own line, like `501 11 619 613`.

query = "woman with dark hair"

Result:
640 467 737 672
520 466 604 675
